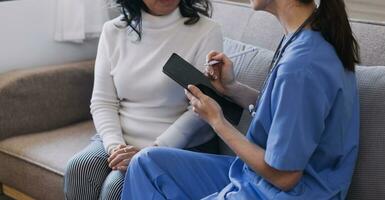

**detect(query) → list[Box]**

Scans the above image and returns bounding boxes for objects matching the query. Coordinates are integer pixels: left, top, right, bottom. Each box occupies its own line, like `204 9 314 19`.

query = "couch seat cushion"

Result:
0 120 95 176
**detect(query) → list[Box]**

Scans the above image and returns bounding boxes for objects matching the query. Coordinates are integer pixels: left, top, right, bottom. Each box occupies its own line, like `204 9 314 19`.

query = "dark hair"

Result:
115 0 212 40
299 0 360 71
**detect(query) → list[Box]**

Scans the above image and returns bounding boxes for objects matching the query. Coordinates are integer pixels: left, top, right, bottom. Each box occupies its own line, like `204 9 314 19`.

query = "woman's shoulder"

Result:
101 15 128 36
279 30 341 74
98 15 130 50
277 30 348 92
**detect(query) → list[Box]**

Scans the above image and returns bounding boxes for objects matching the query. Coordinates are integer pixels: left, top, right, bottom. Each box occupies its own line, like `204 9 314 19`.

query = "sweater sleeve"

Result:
90 24 126 154
155 24 223 148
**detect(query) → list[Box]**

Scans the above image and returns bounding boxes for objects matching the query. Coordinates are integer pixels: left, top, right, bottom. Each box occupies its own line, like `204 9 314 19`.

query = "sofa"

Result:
1 0 385 199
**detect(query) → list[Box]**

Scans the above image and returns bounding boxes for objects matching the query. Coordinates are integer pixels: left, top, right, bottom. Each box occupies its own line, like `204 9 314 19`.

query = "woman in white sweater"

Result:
64 0 223 199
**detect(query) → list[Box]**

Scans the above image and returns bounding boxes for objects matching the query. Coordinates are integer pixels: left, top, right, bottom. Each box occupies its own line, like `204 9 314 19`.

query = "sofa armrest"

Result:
0 60 95 140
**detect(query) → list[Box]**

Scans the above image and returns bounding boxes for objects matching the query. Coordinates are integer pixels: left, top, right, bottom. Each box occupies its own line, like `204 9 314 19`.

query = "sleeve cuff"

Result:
101 134 126 154
106 144 119 155
264 151 306 171
155 125 188 148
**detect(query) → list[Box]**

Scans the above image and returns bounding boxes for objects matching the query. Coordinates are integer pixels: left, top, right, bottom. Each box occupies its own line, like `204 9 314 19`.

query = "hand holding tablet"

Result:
162 53 243 125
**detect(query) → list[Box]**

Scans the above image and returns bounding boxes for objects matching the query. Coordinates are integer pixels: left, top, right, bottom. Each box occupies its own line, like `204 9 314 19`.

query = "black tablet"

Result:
162 53 243 125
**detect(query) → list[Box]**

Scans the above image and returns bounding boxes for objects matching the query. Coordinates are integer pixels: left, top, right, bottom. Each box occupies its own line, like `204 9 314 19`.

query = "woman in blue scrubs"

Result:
121 0 361 199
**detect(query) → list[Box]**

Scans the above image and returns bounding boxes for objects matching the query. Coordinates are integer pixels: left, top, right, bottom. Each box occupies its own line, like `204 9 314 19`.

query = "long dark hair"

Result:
115 0 212 40
299 0 360 71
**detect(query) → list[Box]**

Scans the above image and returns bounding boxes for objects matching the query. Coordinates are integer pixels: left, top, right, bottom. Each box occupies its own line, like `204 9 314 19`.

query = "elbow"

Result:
90 100 119 114
276 181 298 192
273 172 303 192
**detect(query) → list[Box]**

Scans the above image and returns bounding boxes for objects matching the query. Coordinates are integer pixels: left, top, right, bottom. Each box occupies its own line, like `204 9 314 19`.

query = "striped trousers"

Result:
64 135 218 200
64 137 124 200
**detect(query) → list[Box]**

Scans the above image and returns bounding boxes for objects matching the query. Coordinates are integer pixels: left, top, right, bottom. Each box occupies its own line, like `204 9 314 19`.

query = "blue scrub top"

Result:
215 30 359 200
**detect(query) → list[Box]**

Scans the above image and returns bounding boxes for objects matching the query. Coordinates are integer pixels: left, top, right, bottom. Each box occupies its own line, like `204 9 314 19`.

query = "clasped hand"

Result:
107 144 139 172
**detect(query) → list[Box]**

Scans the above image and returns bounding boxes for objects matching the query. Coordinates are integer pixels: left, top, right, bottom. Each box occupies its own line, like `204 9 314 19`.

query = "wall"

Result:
0 0 99 73
346 0 385 22
227 0 385 22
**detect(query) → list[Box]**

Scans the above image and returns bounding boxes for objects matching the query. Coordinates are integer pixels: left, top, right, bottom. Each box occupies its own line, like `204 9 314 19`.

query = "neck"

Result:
267 1 316 34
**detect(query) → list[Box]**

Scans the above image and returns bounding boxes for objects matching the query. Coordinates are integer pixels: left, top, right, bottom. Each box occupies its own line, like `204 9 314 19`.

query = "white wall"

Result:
346 0 385 22
0 0 99 73
227 0 385 22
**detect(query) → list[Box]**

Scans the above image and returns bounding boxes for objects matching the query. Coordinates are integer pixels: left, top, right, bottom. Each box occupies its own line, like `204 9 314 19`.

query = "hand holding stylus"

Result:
204 51 237 96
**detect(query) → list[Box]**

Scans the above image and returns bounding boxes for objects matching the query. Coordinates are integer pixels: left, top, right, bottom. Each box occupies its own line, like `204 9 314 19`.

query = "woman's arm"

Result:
155 108 211 147
225 81 260 110
155 23 223 148
205 52 259 109
186 85 302 191
213 117 302 191
90 23 125 155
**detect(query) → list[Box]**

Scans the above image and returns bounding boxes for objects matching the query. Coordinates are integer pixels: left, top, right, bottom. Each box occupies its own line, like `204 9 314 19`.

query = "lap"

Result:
72 136 108 160
129 147 235 199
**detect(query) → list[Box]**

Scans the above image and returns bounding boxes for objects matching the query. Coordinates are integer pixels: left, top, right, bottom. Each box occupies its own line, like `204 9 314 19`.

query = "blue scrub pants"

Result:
121 147 235 200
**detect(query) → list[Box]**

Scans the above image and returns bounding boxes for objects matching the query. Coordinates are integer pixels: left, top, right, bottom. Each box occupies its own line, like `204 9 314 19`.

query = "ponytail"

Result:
300 0 360 71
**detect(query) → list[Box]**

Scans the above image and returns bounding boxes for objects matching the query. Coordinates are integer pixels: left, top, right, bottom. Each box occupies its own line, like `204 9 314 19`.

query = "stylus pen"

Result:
204 47 258 66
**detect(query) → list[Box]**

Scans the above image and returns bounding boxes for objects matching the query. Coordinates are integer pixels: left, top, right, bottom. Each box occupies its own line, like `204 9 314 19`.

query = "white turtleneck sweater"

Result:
90 8 223 154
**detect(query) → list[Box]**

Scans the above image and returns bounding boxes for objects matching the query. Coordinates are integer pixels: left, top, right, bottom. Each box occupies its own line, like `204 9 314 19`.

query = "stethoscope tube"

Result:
249 10 317 117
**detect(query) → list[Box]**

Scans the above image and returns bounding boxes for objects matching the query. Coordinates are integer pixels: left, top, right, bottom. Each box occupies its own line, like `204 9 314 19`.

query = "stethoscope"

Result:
248 10 317 117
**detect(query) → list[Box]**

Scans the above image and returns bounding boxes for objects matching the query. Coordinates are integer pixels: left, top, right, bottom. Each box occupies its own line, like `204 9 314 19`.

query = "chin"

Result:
155 0 180 15
250 0 270 11
151 5 177 16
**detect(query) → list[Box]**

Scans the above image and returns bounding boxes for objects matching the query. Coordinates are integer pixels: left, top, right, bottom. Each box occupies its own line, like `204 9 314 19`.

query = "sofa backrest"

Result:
212 0 385 66
0 61 95 140
351 66 385 200
212 1 385 200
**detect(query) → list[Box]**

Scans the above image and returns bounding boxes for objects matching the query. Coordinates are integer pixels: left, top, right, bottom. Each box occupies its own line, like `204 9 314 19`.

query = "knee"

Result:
131 147 169 166
65 152 106 178
65 154 82 177
100 177 123 200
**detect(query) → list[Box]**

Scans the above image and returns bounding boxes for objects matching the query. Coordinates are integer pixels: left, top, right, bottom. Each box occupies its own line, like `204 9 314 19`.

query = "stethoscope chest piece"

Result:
249 104 256 117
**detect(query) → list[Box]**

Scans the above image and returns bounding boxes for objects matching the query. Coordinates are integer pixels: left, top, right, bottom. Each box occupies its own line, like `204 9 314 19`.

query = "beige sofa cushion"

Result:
0 121 95 199
0 61 94 141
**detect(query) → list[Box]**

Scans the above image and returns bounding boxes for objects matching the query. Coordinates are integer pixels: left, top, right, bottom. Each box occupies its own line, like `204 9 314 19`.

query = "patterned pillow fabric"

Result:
348 65 385 200
223 38 274 133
